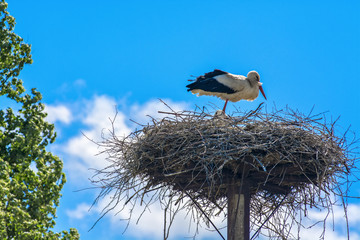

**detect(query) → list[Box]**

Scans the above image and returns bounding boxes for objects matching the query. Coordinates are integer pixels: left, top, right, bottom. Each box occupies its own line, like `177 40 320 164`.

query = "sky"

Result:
4 0 360 239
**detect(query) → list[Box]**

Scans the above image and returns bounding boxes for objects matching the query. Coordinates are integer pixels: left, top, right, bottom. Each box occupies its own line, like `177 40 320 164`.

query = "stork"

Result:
186 69 267 112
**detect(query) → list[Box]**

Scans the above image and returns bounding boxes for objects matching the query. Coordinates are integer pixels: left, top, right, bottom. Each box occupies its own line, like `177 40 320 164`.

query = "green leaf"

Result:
0 1 79 239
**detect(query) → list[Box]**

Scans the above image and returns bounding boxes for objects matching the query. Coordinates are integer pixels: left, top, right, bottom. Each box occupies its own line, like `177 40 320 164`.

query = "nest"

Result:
92 104 357 239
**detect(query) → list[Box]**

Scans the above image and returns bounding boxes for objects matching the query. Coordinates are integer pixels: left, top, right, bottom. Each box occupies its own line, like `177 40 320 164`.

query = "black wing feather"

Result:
186 77 236 94
186 69 235 94
201 69 228 79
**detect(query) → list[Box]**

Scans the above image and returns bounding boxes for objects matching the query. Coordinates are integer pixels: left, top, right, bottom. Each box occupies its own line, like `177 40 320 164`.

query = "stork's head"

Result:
247 71 267 100
247 71 260 82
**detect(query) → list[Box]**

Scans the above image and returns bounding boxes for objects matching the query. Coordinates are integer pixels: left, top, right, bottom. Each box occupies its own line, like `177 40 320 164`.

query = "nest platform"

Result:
93 105 356 239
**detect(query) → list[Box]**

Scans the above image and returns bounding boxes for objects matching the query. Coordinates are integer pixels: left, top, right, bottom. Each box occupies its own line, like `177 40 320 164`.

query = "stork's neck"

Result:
246 77 256 88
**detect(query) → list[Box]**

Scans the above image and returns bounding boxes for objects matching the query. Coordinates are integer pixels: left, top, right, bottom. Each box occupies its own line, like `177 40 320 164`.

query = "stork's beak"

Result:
259 86 267 100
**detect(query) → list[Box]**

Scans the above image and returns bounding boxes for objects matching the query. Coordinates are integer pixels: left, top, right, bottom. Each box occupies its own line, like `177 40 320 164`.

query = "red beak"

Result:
259 86 267 100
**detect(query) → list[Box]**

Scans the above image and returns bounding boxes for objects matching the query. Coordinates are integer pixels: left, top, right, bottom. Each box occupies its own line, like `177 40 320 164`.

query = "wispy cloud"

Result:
67 194 226 239
58 95 132 181
66 203 92 220
256 203 360 240
73 78 86 88
55 96 188 183
45 104 73 124
130 98 189 125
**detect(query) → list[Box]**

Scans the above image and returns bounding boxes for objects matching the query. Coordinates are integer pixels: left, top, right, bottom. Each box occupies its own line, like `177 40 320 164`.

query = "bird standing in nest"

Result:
186 69 267 113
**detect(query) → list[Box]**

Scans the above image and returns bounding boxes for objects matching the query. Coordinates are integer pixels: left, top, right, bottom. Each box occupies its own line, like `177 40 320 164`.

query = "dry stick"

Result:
184 191 225 240
250 193 289 240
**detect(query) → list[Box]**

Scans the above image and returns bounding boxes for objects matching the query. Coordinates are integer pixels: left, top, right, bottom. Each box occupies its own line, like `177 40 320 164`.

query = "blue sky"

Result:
6 0 360 239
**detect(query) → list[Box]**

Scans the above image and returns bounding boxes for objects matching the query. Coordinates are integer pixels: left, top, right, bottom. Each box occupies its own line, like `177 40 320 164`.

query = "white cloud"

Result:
297 225 353 240
68 193 226 239
304 203 360 225
303 203 360 239
60 96 187 181
255 203 360 240
57 78 87 94
87 200 358 240
59 95 132 180
66 203 92 220
348 204 360 223
81 95 130 135
73 78 86 88
130 98 189 125
45 104 72 124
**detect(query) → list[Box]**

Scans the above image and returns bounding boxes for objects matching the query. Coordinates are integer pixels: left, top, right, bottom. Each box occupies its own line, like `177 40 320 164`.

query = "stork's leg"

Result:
222 99 229 113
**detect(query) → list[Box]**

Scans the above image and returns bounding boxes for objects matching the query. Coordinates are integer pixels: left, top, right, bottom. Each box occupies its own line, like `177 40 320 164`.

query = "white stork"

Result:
186 69 267 112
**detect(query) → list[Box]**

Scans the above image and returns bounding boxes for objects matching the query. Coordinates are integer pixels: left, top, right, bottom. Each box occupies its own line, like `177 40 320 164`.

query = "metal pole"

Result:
227 181 250 240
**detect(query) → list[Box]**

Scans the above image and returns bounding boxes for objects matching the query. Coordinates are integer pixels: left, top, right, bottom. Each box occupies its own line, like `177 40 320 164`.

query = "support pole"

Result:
227 181 250 240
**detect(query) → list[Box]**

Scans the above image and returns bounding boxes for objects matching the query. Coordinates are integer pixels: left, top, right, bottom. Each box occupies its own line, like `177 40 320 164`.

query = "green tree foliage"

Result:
0 1 79 239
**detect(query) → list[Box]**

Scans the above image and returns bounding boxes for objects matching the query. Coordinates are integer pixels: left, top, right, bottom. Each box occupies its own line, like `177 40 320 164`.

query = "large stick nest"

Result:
92 104 358 239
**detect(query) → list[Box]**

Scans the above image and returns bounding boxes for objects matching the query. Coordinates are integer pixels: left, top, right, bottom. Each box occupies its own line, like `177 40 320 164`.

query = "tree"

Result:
0 1 79 239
